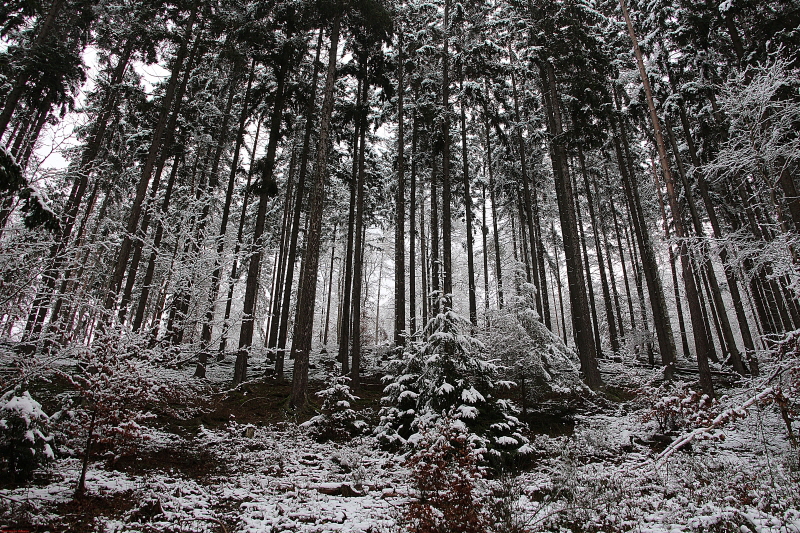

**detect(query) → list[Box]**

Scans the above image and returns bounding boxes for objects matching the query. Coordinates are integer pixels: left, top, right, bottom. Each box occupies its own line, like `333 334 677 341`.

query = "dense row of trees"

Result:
1 0 799 405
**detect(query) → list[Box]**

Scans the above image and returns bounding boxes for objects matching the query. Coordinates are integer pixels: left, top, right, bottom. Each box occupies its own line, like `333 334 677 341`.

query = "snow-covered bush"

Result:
639 381 720 435
482 284 586 411
0 390 54 482
402 416 490 533
55 332 203 496
301 374 366 442
378 301 530 469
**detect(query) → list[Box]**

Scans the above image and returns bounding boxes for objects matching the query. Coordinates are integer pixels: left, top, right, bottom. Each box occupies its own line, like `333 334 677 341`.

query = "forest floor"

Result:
1 346 799 533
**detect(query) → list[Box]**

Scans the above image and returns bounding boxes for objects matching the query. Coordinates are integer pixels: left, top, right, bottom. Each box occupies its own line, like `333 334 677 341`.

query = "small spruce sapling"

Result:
378 302 530 468
0 390 54 483
301 374 366 442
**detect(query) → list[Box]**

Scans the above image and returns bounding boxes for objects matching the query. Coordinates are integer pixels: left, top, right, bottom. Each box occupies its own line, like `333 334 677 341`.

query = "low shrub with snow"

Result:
0 390 54 482
639 381 720 434
482 285 587 412
378 302 530 470
53 333 204 495
301 374 366 442
403 416 491 533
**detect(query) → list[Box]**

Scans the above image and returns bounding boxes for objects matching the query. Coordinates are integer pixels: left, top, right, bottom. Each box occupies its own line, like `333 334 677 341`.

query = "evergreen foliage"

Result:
378 298 530 469
301 374 366 442
0 390 54 482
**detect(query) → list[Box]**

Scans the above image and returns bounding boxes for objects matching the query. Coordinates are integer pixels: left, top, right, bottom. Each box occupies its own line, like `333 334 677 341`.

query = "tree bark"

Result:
485 117 504 309
619 0 713 397
289 14 341 408
196 58 257 377
441 0 453 305
579 147 619 353
394 28 406 345
459 73 477 326
277 30 325 379
350 57 369 392
103 6 199 313
540 61 601 389
337 77 362 375
234 45 291 386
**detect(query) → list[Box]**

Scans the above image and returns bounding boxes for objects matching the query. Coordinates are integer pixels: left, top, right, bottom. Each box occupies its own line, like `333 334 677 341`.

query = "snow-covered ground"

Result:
2 392 798 532
1 341 798 532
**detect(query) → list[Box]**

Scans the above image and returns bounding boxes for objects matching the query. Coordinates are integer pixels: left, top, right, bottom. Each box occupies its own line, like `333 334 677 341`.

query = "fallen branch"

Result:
655 386 775 464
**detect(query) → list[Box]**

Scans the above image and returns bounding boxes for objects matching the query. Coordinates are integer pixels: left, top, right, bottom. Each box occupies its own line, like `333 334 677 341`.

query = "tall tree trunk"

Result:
485 118 504 309
394 29 406 345
664 117 747 375
119 37 208 324
289 14 341 407
196 59 257 377
440 0 453 305
510 61 544 321
482 184 490 324
573 164 603 358
323 225 337 346
619 0 713 397
552 221 568 344
350 57 369 392
540 61 601 389
611 111 673 372
430 153 441 314
596 180 625 338
233 45 291 386
277 30 325 379
516 188 532 283
337 78 362 375
266 139 298 354
459 74 477 326
409 105 418 337
606 168 637 334
219 117 262 354
103 6 199 313
579 147 619 353
132 153 183 332
420 182 430 328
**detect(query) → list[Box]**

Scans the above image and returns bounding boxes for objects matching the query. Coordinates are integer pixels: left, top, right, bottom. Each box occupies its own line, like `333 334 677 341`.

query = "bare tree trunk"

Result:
459 69 477 326
219 118 262 354
277 30 325 379
409 104 418 337
540 61 601 389
394 29 406 345
234 45 291 386
337 78 362 375
573 163 603 358
323 225 337 346
620 0 713 396
350 57 369 392
196 59 257 377
482 184 490 325
485 117 504 309
441 0 453 305
579 147 619 353
104 6 199 313
420 182 430 328
290 14 341 408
